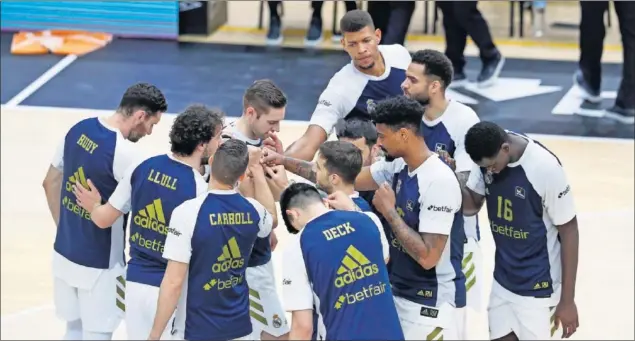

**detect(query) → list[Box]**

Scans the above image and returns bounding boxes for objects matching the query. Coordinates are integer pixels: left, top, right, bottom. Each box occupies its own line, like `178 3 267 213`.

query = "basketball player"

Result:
72 105 225 340
41 83 167 340
401 49 481 337
222 79 290 341
149 140 275 341
284 9 411 162
352 96 466 340
462 121 579 340
280 183 403 340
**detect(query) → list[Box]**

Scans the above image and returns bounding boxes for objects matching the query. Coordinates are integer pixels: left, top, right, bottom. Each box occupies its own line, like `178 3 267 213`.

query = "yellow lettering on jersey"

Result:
323 222 355 241
147 169 178 190
76 134 99 154
491 221 529 239
209 213 254 226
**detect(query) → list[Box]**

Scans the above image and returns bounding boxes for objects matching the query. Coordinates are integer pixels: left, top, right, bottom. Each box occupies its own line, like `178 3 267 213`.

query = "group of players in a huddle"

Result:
42 9 580 341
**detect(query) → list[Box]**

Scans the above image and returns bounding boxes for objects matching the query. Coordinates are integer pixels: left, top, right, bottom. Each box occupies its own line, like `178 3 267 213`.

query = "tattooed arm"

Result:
384 208 448 269
282 157 317 183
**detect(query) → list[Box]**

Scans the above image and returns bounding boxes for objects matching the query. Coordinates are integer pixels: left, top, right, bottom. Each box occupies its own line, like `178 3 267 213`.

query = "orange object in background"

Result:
11 30 113 56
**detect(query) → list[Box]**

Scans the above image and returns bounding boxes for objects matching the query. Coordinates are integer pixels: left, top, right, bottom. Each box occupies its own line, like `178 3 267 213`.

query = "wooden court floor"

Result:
1 106 633 340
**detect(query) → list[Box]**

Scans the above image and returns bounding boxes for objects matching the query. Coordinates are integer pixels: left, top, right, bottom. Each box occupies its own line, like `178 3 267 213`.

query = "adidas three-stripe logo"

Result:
133 199 171 235
212 237 244 273
334 245 379 288
68 166 88 189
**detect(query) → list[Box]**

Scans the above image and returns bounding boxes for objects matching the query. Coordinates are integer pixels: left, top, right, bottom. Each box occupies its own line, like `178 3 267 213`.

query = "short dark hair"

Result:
318 141 363 184
279 182 324 234
411 49 454 89
335 118 378 147
340 9 375 33
210 139 249 185
370 96 424 134
464 121 510 162
169 104 225 156
243 79 287 117
117 83 167 116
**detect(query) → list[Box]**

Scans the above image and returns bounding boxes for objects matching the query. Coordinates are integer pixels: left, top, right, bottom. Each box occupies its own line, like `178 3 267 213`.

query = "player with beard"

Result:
72 105 225 340
401 49 481 338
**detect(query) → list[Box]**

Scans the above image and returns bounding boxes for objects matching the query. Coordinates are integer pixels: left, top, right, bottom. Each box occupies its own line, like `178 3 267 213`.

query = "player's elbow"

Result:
291 311 313 339
286 126 326 161
92 216 111 229
418 255 441 270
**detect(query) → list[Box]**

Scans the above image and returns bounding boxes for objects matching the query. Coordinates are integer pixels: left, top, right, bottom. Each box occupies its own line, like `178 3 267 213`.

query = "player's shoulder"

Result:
244 196 267 215
442 101 480 134
379 44 412 69
177 192 208 214
328 62 368 92
418 155 459 184
376 157 407 174
523 138 564 176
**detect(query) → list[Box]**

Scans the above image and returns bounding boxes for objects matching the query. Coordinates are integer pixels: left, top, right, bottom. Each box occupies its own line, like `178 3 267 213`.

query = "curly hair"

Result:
464 121 509 162
411 49 454 89
117 82 167 117
169 104 225 156
370 96 425 134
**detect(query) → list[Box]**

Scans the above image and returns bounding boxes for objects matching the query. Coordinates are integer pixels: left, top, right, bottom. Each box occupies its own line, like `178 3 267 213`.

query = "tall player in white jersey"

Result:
222 79 290 340
462 121 579 340
401 49 481 337
354 96 467 340
71 105 225 340
282 9 411 162
41 83 167 340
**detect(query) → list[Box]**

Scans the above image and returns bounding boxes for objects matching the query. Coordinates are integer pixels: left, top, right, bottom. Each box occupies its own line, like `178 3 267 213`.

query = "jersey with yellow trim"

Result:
123 154 207 287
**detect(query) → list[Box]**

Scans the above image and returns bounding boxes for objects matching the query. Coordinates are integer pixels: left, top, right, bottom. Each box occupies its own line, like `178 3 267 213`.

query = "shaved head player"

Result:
41 83 167 340
283 9 411 162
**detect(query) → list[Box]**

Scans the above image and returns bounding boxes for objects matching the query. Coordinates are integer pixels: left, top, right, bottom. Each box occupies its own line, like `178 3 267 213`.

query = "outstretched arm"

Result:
284 125 328 162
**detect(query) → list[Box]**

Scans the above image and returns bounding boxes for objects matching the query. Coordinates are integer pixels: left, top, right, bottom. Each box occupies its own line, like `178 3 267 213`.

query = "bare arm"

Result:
251 165 278 229
557 216 579 305
384 208 448 270
282 157 317 183
90 203 124 229
354 166 380 192
289 310 313 341
149 260 188 339
461 172 485 217
42 165 63 226
284 125 328 162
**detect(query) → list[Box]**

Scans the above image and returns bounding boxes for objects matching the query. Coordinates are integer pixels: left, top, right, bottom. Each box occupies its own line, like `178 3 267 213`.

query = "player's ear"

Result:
374 28 381 44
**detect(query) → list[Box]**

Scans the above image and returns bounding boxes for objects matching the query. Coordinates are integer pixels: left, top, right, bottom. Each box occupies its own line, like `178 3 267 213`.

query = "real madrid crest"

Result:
272 314 283 328
366 99 376 113
396 179 402 194
484 171 493 185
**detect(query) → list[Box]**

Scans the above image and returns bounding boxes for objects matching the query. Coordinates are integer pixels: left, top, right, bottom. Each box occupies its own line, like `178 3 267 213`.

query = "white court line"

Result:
0 304 54 324
1 104 633 145
4 55 78 108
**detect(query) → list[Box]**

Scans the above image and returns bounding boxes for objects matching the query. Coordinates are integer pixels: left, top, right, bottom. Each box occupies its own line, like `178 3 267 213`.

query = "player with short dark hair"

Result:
72 104 224 340
280 183 401 340
402 49 482 336
149 139 275 341
282 9 411 162
41 82 167 340
351 96 466 340
462 121 580 340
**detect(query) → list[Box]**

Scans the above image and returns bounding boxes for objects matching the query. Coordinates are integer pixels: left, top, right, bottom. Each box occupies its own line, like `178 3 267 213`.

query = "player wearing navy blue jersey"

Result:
149 140 276 341
402 49 482 338
280 183 402 341
284 10 411 162
462 121 579 340
351 96 466 340
73 105 224 340
42 83 166 341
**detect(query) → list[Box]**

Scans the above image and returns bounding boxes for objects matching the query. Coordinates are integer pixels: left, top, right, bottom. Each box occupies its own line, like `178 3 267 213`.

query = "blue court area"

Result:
1 32 632 139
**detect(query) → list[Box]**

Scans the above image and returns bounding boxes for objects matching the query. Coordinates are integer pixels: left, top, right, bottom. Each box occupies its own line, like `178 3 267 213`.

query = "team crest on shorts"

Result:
484 171 493 185
272 314 283 328
366 99 376 113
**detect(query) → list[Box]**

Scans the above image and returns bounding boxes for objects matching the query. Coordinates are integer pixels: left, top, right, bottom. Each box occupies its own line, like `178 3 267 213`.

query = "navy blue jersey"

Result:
164 189 273 341
108 154 207 287
283 210 403 340
352 193 373 212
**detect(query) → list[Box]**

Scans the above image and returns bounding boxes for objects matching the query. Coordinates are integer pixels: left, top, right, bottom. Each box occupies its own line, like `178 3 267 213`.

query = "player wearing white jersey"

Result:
283 10 411 162
222 79 289 341
401 49 482 336
462 121 580 340
353 96 466 340
72 105 224 340
42 83 166 340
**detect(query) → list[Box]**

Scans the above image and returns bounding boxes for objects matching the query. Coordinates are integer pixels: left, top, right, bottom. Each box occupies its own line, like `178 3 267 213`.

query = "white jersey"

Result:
310 44 412 136
467 133 576 308
370 155 466 309
52 116 141 290
221 120 263 147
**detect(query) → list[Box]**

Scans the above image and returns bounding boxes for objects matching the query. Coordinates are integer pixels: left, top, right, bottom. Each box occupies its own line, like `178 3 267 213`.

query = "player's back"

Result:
56 117 133 270
299 210 403 340
127 154 206 287
351 193 372 212
182 190 265 341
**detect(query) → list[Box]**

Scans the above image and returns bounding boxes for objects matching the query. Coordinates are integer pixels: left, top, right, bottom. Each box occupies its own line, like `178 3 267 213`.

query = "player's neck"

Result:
508 134 529 163
404 140 434 172
172 153 201 171
105 113 130 137
424 98 449 121
208 178 234 191
331 184 356 196
301 204 330 229
357 53 386 77
236 116 260 141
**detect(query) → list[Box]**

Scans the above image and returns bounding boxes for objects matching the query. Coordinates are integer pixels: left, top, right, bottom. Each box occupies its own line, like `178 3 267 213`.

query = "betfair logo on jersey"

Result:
333 282 388 310
490 221 529 240
558 185 571 199
334 245 379 288
130 232 164 253
203 275 244 291
427 205 453 213
133 199 179 236
213 237 245 273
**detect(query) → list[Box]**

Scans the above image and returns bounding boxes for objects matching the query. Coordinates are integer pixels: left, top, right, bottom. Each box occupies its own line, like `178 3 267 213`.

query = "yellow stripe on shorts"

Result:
249 288 267 326
550 306 557 337
426 326 443 341
462 252 476 293
115 275 125 312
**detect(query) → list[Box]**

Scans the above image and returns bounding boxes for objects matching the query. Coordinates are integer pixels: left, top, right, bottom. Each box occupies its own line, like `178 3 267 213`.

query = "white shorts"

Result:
488 289 561 340
54 264 125 333
246 260 289 337
463 237 483 312
393 296 465 340
126 281 174 340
